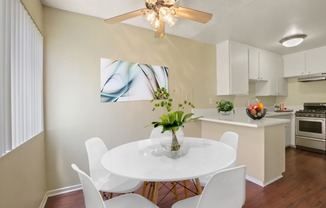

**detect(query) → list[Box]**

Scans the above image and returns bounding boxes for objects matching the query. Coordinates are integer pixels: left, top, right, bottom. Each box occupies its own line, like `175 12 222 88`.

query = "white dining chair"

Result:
85 137 143 197
198 131 239 186
172 165 246 208
71 164 159 208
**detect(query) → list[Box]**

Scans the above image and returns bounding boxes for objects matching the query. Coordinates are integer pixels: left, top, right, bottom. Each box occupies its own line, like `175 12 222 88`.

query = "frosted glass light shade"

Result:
280 34 307 47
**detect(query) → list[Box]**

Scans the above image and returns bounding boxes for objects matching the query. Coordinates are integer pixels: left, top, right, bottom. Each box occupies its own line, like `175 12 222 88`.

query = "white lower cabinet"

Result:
265 113 294 147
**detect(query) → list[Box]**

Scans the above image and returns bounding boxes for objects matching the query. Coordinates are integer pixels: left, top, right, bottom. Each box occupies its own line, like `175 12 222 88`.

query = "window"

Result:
0 0 43 157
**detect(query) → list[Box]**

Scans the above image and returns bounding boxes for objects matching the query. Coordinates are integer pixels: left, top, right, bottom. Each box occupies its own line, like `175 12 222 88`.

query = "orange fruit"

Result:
258 102 264 109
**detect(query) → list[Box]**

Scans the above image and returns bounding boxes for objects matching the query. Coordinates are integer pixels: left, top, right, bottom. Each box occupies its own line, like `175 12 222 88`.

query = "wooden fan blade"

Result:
104 9 145 24
154 20 165 38
175 6 212 23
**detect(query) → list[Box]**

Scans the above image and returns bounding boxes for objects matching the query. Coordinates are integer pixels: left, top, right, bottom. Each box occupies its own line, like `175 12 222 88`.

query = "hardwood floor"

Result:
45 148 326 208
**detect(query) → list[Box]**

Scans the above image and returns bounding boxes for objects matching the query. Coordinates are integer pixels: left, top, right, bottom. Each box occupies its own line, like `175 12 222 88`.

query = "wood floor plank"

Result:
44 148 326 208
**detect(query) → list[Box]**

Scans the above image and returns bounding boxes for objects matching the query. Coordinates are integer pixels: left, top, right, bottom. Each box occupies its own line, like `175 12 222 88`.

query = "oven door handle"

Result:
296 118 325 122
296 136 325 143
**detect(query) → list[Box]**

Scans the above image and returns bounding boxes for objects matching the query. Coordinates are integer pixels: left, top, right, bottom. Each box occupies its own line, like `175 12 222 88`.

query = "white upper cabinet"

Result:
255 52 288 96
283 52 306 77
216 40 249 95
249 48 268 81
305 46 326 74
274 56 288 96
283 45 326 78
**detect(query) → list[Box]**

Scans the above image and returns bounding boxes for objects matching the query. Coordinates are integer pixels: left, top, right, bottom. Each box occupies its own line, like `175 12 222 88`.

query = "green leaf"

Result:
175 111 184 122
182 113 194 122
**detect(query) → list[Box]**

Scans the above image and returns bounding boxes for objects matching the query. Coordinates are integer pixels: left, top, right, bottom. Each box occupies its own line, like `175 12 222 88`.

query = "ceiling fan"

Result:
104 0 213 38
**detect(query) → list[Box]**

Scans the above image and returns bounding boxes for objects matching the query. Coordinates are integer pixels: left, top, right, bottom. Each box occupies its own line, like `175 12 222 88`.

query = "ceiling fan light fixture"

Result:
159 7 176 26
145 9 156 23
164 0 179 5
153 18 161 31
280 34 307 47
105 0 212 38
146 0 157 5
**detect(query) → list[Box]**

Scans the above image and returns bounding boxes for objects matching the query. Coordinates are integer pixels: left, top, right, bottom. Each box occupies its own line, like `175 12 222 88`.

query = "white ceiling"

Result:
41 0 326 55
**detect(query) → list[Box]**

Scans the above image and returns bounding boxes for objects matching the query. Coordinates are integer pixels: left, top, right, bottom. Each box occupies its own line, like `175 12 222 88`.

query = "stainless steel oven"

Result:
295 103 326 153
296 117 325 139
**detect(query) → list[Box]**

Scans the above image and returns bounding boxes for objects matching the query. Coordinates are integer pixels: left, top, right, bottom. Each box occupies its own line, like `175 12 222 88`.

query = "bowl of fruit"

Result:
246 98 267 120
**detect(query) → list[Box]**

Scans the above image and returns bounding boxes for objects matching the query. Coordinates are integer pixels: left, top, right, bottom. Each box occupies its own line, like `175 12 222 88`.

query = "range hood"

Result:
298 73 326 82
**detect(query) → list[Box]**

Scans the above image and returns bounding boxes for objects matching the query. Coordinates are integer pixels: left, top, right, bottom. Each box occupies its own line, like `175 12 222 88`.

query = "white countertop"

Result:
265 111 294 117
199 114 290 128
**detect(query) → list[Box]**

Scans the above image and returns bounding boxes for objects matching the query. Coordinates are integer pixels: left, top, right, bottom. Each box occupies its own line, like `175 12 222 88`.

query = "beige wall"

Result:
0 133 46 208
276 77 326 105
0 1 46 208
43 6 277 190
22 0 43 32
43 6 218 190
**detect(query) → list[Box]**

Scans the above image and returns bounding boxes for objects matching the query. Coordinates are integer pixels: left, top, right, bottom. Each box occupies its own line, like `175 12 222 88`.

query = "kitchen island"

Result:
199 114 290 187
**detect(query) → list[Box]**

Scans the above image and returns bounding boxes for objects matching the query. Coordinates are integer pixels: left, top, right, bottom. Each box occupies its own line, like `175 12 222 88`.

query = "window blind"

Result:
0 0 43 157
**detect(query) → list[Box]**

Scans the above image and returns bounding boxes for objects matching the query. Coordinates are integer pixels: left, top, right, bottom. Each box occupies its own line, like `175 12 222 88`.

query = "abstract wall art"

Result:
100 58 169 102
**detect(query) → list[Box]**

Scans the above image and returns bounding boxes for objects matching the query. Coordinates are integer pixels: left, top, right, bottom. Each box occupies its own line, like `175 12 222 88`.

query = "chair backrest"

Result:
149 126 184 138
71 164 106 208
85 137 109 183
197 165 246 208
220 131 239 151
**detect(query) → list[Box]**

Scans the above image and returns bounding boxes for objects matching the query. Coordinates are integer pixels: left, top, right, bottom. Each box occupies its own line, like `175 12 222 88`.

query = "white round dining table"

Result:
101 137 236 203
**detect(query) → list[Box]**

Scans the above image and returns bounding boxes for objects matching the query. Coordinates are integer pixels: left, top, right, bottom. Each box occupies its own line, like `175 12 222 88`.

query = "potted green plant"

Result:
216 100 234 114
274 103 280 111
150 87 199 151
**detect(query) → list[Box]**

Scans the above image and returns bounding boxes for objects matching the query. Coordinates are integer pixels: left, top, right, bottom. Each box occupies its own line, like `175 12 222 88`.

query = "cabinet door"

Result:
305 46 326 74
275 56 288 96
216 41 231 95
283 52 306 77
255 53 287 96
255 52 273 96
229 42 249 95
249 49 259 80
259 51 272 81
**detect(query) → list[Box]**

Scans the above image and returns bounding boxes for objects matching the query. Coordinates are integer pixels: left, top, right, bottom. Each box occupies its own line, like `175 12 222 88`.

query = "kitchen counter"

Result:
200 114 290 128
200 113 288 187
266 111 294 117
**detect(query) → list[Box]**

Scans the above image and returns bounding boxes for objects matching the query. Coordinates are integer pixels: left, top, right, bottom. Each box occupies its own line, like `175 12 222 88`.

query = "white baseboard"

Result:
39 184 82 208
246 175 283 187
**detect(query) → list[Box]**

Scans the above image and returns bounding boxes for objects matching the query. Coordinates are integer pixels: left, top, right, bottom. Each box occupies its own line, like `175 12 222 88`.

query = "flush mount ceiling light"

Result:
280 34 307 47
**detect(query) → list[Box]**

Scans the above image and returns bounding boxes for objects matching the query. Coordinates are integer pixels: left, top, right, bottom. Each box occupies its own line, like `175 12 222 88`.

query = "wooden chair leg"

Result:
152 182 159 204
183 180 188 198
141 181 148 196
101 191 106 200
171 182 179 201
194 178 203 194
